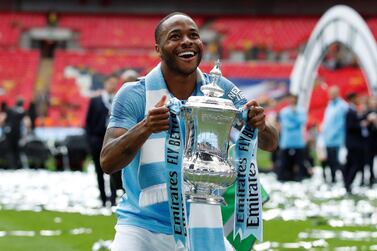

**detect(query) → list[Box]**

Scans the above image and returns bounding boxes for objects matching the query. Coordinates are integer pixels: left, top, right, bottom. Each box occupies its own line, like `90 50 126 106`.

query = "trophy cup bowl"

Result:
181 61 239 205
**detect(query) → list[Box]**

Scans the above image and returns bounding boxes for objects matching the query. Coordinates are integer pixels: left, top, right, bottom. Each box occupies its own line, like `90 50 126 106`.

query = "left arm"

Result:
244 100 279 152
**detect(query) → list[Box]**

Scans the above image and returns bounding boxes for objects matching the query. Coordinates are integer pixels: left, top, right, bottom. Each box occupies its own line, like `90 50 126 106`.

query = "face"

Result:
369 97 377 109
328 86 339 100
155 15 203 76
104 76 118 94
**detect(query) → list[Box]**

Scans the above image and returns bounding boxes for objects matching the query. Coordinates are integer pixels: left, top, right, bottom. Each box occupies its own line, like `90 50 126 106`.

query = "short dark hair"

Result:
154 12 192 44
104 73 119 82
346 92 357 101
0 101 7 112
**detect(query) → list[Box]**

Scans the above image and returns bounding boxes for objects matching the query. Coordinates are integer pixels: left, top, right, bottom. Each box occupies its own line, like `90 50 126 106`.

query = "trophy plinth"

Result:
181 60 239 205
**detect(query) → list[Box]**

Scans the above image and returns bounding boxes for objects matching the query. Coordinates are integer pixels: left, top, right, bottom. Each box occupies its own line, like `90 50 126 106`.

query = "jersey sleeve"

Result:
107 82 145 130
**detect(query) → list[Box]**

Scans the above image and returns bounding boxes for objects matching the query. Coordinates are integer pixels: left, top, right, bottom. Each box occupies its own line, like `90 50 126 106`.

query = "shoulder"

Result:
280 107 292 116
117 79 145 96
90 95 102 103
281 106 289 113
114 80 146 104
298 107 306 113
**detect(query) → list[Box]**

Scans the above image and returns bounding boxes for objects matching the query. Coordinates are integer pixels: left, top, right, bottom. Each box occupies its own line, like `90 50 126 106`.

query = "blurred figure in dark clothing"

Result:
0 101 7 127
343 93 365 194
86 74 119 207
27 101 37 132
364 97 377 186
0 101 8 169
3 98 26 169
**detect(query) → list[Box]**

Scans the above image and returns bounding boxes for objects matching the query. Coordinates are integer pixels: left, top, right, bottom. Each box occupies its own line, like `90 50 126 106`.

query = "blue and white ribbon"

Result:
165 91 263 249
234 123 263 241
165 98 189 249
188 203 226 251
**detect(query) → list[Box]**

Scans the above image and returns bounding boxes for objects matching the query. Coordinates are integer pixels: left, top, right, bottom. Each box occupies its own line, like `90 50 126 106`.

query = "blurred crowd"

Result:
1 67 376 202
0 98 37 169
0 71 139 207
272 87 377 194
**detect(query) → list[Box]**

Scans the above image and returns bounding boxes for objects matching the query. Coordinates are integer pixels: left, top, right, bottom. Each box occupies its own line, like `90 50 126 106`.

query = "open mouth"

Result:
178 51 197 60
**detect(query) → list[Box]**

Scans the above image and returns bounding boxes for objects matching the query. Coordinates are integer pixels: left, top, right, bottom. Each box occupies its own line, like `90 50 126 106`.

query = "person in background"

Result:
85 74 119 207
27 101 37 133
364 96 377 186
320 86 348 183
3 98 26 169
0 101 7 130
343 93 364 194
277 94 308 181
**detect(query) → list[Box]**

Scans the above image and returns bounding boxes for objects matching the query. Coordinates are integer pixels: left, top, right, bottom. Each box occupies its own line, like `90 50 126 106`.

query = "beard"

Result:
160 47 202 76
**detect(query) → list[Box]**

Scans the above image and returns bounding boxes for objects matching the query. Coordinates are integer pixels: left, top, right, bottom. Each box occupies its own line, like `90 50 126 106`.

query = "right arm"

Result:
100 95 169 174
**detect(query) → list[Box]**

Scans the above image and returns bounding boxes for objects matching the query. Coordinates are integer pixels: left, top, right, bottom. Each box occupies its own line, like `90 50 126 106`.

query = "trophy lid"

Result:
185 60 238 112
200 60 224 98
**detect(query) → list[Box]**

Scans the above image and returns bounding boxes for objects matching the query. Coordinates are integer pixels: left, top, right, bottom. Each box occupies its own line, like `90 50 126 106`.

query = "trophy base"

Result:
186 194 226 205
185 184 227 205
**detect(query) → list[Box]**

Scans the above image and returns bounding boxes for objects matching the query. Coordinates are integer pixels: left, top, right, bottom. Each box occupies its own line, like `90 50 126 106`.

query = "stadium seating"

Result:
59 14 203 50
0 12 45 47
210 17 317 52
0 49 40 106
0 12 374 128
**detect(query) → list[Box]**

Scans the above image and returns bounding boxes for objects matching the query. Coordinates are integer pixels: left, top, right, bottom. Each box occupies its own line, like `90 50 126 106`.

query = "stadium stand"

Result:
0 12 373 128
58 14 203 50
210 17 318 58
0 12 45 48
0 49 40 106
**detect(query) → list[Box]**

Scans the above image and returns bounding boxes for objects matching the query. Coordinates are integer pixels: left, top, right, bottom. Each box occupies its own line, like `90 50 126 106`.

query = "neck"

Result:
161 64 197 100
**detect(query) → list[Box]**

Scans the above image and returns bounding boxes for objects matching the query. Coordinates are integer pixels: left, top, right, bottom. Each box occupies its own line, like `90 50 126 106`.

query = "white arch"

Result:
290 5 377 110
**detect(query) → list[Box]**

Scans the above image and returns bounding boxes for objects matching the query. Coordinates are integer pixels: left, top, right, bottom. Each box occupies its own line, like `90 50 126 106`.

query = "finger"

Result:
150 120 169 128
247 117 266 131
149 113 170 121
152 125 170 133
149 106 169 115
253 121 266 131
249 113 266 125
248 106 264 118
155 95 167 107
243 100 259 109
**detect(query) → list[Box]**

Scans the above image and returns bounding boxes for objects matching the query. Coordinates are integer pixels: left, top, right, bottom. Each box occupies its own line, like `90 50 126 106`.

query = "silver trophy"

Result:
181 60 239 205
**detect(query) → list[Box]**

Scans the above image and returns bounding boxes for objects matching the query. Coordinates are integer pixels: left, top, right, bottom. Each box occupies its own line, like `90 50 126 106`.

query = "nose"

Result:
181 35 193 46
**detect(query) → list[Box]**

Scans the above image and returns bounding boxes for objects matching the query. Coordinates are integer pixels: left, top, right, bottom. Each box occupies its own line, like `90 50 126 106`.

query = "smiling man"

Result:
100 12 278 251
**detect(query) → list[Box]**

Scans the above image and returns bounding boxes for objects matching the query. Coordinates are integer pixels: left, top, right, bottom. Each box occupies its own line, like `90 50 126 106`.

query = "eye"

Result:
169 33 180 41
190 32 200 39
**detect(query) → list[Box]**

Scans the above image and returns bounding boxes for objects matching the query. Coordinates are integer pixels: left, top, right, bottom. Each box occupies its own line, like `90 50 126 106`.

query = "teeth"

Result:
178 51 195 57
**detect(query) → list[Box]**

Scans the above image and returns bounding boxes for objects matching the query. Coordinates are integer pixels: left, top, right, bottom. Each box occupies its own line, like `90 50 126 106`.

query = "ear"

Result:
155 44 160 55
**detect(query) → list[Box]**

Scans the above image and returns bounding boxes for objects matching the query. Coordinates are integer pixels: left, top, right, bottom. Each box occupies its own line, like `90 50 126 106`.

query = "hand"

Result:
144 95 169 133
361 119 369 127
244 100 266 131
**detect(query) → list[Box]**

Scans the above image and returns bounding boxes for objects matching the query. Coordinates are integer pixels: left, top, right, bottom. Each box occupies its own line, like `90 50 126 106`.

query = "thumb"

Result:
155 95 167 107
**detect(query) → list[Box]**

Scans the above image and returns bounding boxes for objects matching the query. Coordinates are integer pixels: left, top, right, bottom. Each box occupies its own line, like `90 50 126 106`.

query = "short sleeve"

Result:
108 82 145 130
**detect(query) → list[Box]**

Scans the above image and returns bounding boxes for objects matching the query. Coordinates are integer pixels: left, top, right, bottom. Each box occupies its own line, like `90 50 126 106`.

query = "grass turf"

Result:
0 210 115 251
1 210 376 250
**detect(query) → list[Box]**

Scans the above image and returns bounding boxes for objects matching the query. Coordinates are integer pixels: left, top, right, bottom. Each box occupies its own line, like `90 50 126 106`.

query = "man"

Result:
364 97 377 186
277 94 308 181
321 86 348 183
85 74 119 207
343 93 364 194
100 13 278 251
3 98 26 169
